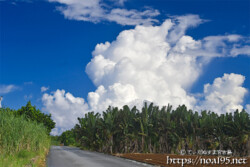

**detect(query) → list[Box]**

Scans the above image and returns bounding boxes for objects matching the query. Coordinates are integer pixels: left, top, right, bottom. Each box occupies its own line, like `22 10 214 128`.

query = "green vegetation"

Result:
0 102 55 167
59 103 250 156
50 136 61 146
16 101 55 134
59 130 78 146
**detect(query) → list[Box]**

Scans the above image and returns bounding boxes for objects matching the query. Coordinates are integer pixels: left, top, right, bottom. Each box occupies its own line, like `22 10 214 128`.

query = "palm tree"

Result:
102 106 118 154
66 103 250 156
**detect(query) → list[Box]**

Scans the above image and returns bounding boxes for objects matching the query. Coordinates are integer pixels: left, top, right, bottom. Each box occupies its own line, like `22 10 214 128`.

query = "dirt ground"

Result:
115 153 249 167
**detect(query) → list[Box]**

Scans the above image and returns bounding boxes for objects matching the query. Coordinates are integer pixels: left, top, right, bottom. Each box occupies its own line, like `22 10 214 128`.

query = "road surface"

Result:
47 146 155 167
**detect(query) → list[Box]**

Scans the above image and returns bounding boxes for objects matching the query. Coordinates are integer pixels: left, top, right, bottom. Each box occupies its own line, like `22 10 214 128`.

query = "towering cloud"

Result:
86 15 248 111
42 15 250 134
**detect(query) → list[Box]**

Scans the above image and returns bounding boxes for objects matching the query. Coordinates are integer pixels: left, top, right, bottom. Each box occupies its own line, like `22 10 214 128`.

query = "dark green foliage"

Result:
16 101 55 134
59 130 77 146
59 103 250 156
50 136 61 146
0 101 55 134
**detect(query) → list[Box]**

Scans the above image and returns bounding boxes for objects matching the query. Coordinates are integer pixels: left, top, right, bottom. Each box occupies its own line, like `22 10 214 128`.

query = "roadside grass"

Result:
1 150 36 167
0 111 50 167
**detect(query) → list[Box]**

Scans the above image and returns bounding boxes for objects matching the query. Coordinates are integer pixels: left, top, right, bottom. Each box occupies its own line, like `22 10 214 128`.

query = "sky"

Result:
0 0 250 135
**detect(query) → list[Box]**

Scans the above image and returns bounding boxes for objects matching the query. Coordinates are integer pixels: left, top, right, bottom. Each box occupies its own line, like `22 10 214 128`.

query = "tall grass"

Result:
0 111 50 166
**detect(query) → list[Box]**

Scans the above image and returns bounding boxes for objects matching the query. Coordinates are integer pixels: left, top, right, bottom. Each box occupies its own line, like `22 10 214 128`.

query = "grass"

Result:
0 111 50 167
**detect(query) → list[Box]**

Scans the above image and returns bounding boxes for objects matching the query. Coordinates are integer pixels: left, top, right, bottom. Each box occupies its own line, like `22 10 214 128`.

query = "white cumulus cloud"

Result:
88 83 138 112
197 73 248 114
42 15 250 135
48 0 160 25
86 15 249 111
42 89 88 135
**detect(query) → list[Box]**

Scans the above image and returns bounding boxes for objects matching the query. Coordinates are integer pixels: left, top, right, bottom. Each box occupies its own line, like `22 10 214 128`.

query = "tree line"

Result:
59 103 250 156
0 101 55 134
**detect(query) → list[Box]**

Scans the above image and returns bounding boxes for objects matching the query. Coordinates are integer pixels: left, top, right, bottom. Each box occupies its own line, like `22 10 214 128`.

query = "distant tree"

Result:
59 130 76 146
57 103 250 156
16 101 55 134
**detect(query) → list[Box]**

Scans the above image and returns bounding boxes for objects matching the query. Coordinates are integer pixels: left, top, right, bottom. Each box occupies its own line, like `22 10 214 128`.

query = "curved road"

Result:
47 146 155 167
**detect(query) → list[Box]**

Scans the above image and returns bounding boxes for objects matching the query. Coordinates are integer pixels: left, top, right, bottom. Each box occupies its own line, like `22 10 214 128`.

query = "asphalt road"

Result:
47 146 154 167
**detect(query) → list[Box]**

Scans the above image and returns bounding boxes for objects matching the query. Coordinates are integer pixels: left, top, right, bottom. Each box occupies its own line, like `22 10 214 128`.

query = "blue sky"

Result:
0 0 250 134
